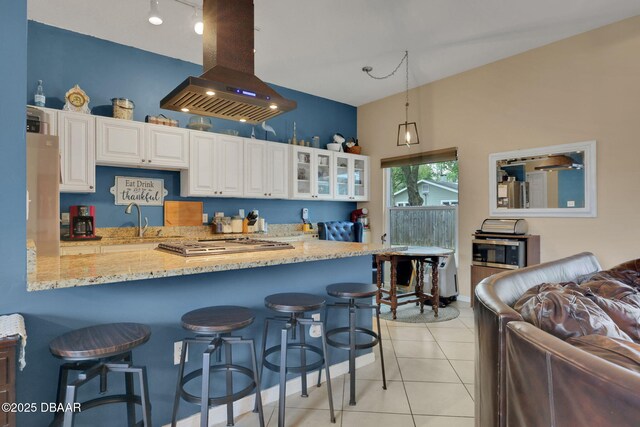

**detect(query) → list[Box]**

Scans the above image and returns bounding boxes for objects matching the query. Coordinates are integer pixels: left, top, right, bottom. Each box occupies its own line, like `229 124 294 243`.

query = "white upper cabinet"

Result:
146 124 189 168
334 152 369 201
96 117 145 166
181 132 244 197
96 117 188 169
216 134 244 197
244 139 289 199
291 146 334 200
267 143 289 199
244 139 268 198
181 132 216 196
57 111 96 193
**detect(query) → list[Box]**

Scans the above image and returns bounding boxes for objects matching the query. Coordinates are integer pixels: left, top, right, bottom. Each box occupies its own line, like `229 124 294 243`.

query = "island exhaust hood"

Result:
160 0 296 124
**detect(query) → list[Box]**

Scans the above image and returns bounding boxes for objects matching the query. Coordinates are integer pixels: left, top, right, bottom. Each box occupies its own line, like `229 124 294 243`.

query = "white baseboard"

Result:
457 295 471 303
166 352 376 427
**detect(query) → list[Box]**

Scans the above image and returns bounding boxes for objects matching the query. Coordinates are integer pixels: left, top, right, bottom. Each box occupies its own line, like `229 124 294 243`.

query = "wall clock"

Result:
63 84 91 114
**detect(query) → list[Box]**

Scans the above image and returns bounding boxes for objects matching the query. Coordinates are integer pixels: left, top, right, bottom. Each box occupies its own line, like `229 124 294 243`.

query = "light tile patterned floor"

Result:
215 301 475 427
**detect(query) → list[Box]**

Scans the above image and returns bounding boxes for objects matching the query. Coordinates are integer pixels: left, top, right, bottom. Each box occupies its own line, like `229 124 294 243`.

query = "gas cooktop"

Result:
157 238 294 257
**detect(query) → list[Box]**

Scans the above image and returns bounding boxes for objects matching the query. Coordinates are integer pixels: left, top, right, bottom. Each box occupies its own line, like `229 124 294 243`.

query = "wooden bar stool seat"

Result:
260 293 336 427
264 293 325 313
49 322 152 427
181 306 255 333
172 306 264 427
50 323 150 360
324 283 387 406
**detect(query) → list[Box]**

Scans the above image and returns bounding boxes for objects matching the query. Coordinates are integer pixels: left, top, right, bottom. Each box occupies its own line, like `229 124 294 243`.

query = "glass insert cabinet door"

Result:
315 151 333 199
353 157 367 199
293 146 313 198
333 153 369 201
292 146 334 199
334 153 351 199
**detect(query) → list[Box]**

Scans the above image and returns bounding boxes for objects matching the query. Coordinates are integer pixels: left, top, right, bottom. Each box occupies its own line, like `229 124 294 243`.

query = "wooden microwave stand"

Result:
470 233 540 307
0 336 18 427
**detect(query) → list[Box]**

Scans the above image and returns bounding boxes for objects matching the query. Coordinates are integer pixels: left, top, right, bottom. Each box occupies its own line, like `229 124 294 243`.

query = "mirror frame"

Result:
489 140 597 217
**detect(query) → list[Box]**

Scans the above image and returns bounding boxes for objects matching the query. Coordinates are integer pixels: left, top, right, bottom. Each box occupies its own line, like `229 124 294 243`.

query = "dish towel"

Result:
0 314 27 370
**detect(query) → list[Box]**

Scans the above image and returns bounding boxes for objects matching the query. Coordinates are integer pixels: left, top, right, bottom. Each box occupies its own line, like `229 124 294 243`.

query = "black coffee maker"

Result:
69 205 96 239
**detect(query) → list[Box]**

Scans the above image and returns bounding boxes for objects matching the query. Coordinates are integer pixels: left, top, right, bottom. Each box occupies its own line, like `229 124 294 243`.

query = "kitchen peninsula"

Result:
28 240 394 291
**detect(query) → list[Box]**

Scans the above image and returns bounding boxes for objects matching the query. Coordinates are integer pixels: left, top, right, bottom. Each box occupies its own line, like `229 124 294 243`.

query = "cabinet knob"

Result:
219 191 222 195
141 159 146 162
264 193 267 196
89 186 94 190
268 193 272 196
148 160 151 163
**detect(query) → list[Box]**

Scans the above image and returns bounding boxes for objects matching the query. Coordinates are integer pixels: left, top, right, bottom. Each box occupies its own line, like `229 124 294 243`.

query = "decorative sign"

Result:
110 176 168 206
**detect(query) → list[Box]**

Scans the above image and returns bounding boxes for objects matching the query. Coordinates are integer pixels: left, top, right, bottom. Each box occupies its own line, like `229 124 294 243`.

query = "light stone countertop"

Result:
28 241 403 292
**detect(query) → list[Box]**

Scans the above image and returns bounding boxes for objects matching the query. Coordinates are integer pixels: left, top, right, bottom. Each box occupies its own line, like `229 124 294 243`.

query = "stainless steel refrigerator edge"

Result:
27 133 60 256
497 180 529 209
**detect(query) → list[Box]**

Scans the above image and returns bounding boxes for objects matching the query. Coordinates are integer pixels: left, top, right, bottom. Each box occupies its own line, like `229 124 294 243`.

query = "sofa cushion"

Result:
567 334 640 374
579 279 640 341
588 258 640 289
513 284 632 341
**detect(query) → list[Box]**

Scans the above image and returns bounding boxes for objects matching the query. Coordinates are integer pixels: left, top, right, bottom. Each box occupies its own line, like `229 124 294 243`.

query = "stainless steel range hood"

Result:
160 0 296 124
533 155 583 171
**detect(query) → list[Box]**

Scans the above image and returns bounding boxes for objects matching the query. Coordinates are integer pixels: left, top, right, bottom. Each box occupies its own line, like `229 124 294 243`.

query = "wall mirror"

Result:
489 140 597 217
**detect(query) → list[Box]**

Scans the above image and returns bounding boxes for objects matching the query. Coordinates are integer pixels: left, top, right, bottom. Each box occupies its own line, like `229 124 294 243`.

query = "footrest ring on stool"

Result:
179 364 256 406
262 343 324 373
325 327 379 350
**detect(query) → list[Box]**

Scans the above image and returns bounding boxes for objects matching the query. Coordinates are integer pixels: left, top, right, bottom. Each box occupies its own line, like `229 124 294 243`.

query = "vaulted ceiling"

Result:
27 0 640 106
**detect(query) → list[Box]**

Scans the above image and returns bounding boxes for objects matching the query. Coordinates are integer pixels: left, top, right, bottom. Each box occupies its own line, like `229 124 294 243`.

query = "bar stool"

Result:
324 283 387 405
49 322 152 427
171 306 264 427
260 293 335 427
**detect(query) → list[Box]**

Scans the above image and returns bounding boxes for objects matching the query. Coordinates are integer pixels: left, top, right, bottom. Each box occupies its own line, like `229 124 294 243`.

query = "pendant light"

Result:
148 0 163 25
192 7 203 35
363 51 419 147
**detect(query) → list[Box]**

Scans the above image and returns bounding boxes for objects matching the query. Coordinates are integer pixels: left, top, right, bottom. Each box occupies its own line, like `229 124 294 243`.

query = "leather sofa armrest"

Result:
506 321 640 427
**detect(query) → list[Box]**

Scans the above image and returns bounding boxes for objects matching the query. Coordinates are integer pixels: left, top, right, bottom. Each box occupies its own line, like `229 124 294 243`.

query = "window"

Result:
381 148 458 248
390 161 458 207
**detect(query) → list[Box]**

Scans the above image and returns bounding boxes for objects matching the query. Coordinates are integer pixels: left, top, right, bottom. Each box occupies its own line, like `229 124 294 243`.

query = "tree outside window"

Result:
391 161 458 207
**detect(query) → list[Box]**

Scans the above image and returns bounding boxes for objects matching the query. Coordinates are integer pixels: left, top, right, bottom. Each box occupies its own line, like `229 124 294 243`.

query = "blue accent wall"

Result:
28 21 357 226
0 12 371 426
61 167 354 226
558 168 585 208
27 21 357 146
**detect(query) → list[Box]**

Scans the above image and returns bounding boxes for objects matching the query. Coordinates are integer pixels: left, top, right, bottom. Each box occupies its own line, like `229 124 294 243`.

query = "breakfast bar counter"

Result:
28 241 398 291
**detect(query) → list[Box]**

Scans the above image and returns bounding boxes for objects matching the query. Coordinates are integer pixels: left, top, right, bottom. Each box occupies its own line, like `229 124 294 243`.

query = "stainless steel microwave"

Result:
472 239 525 269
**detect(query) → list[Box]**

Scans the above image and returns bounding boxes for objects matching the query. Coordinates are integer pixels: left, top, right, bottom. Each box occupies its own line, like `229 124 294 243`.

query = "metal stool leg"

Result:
247 339 265 427
277 325 289 427
62 383 77 427
348 300 357 405
171 339 189 427
254 318 270 414
200 345 216 427
318 322 336 423
299 321 308 397
376 305 387 390
52 365 70 426
136 366 152 427
225 341 234 426
124 353 137 426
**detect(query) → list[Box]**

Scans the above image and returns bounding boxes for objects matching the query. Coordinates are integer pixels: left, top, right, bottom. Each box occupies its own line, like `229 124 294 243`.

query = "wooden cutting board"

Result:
164 201 203 226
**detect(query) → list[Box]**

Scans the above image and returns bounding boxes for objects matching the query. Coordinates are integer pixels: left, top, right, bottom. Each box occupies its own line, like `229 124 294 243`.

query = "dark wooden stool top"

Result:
181 306 255 333
49 323 151 361
327 283 378 299
265 293 325 313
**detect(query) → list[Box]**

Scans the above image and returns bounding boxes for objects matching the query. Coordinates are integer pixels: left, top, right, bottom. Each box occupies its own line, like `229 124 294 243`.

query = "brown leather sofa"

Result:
505 321 640 426
474 252 602 427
